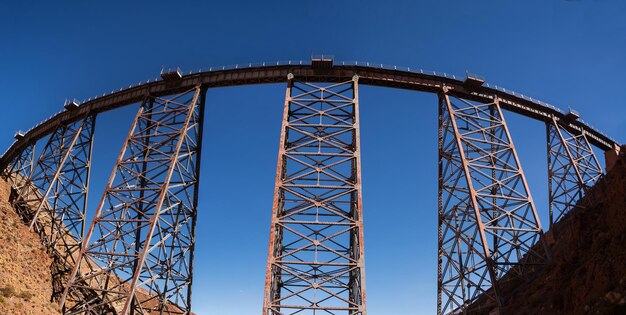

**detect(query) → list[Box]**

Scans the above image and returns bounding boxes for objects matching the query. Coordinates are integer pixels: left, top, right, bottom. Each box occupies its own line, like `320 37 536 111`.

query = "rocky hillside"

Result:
471 148 626 315
0 177 61 315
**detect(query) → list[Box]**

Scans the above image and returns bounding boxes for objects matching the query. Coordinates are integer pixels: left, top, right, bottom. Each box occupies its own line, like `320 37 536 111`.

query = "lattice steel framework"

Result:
27 115 95 300
60 86 205 315
546 117 603 228
263 75 367 315
437 90 548 314
2 141 36 189
0 61 619 315
2 115 96 302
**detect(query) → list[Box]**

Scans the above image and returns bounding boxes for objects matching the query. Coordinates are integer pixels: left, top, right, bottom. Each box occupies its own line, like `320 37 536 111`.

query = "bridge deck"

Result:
0 62 618 169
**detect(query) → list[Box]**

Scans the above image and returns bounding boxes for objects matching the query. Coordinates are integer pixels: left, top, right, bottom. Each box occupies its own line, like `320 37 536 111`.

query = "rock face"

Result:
470 151 626 315
0 177 61 315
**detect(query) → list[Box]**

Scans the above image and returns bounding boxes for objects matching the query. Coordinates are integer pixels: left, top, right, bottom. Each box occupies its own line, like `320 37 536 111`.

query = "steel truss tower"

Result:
263 75 367 315
437 90 548 314
546 117 603 228
4 115 96 301
60 87 205 315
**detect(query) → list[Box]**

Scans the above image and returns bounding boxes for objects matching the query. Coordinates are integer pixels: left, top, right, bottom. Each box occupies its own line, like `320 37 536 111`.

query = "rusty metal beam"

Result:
3 114 96 302
2 141 36 189
546 116 603 228
438 90 548 314
60 87 204 315
263 75 367 315
1 62 617 171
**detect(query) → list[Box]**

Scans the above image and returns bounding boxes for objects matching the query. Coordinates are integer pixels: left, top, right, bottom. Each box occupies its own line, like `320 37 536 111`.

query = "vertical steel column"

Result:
61 87 204 315
263 75 367 315
438 90 547 314
546 117 603 227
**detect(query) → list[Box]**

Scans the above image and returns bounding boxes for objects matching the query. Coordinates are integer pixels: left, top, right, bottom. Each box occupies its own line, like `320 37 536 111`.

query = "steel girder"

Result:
2 141 36 189
263 75 367 315
5 115 96 301
437 90 548 314
2 141 37 229
19 115 95 236
60 87 205 315
546 117 603 228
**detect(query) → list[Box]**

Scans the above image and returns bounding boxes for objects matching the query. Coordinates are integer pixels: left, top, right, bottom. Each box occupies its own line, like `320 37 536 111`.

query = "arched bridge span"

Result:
0 61 617 167
0 58 620 315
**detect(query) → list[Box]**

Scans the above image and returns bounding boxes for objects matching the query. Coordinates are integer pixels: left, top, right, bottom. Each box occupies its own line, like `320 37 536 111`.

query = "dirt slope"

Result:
0 177 61 315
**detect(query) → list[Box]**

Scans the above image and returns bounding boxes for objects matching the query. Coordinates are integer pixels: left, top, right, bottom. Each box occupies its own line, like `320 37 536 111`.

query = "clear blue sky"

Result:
1 1 625 314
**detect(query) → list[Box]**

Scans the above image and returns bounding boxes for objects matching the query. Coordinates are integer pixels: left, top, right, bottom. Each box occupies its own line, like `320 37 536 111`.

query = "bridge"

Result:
0 56 620 315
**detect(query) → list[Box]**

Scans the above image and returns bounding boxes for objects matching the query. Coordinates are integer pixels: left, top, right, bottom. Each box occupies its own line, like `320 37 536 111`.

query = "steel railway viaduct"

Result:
0 57 621 315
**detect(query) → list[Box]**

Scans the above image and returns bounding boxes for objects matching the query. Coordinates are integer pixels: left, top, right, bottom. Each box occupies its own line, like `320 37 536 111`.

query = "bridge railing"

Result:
2 60 617 162
76 59 575 124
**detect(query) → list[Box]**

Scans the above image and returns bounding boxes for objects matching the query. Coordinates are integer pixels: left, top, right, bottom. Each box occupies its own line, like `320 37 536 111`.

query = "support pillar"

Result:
61 87 205 315
263 75 367 315
438 90 547 314
546 117 603 227
4 115 96 301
